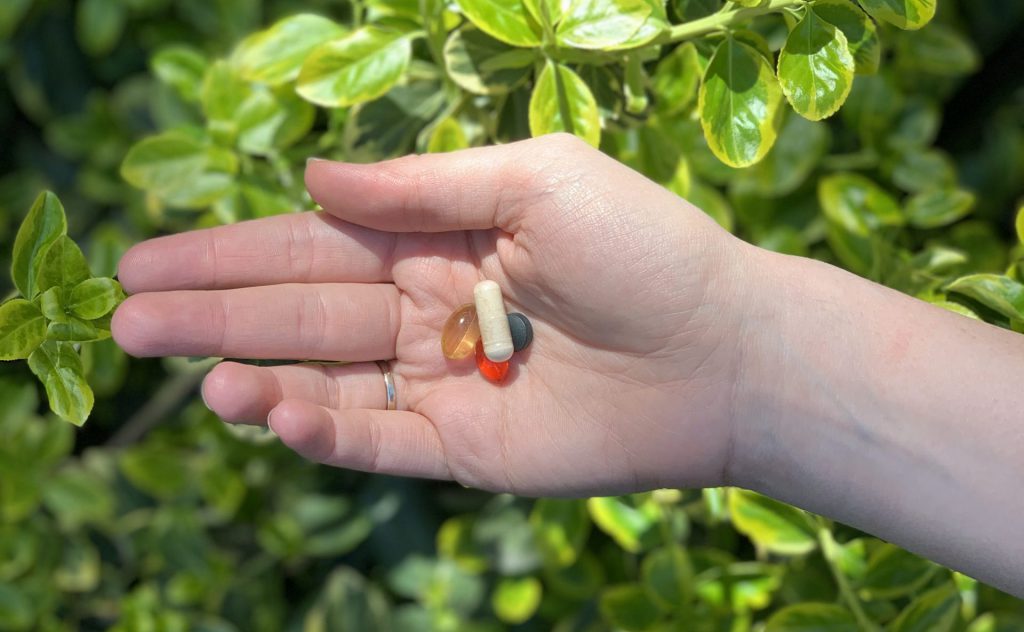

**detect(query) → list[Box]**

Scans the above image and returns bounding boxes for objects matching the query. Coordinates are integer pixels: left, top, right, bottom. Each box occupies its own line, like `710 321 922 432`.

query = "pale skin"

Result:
112 134 1024 597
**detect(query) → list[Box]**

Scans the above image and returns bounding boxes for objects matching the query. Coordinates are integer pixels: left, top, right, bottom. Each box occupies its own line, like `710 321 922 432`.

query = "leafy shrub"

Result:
1 0 1024 630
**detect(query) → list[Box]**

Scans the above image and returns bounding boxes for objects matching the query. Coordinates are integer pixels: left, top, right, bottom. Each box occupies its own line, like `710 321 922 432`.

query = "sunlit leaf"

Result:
699 37 784 167
529 61 601 147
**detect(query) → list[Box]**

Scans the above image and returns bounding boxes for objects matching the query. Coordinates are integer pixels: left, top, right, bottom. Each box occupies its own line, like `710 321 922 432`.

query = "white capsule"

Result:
473 280 514 362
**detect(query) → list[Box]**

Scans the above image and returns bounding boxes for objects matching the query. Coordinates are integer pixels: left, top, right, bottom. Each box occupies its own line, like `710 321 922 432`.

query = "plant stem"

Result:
817 526 878 632
663 0 806 44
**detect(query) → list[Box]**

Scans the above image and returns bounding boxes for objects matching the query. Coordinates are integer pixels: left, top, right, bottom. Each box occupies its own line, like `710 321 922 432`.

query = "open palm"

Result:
113 135 751 496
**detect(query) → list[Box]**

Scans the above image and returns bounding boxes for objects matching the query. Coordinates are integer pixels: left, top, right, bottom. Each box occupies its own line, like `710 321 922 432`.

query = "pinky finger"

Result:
267 399 452 480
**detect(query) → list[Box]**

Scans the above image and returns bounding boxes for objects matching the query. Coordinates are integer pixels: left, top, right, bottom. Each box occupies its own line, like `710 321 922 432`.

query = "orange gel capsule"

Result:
475 340 509 383
441 303 481 359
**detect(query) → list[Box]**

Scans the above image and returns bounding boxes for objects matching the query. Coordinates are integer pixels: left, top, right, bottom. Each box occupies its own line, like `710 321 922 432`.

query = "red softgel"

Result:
475 340 509 383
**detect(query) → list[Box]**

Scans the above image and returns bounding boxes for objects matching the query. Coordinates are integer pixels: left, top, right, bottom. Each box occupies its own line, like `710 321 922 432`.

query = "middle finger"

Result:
112 283 400 361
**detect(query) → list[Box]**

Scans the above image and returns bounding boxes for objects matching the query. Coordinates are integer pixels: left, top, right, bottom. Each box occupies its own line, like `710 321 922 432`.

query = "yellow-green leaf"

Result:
728 489 817 556
27 341 93 426
778 9 855 121
556 0 653 50
11 191 67 299
530 498 590 567
529 61 601 147
813 0 880 74
233 14 347 86
456 0 541 47
857 0 935 30
890 583 959 632
35 236 91 296
765 603 858 631
946 274 1024 321
641 545 694 608
905 188 975 229
818 172 903 235
296 27 412 108
587 496 658 553
443 25 533 96
68 278 122 320
698 38 784 167
0 299 46 361
492 577 542 624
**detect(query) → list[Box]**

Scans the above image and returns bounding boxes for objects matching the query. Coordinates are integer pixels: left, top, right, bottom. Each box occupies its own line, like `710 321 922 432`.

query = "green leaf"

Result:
857 0 935 30
492 576 542 624
641 545 694 608
121 132 208 191
587 496 658 553
778 9 855 121
456 0 541 47
296 27 412 107
735 110 830 197
599 584 661 631
42 466 115 529
897 23 980 77
698 37 784 168
946 274 1024 321
765 603 858 631
889 583 959 632
233 14 347 86
35 236 91 296
858 543 936 600
120 445 192 499
529 61 601 147
530 498 590 567
819 172 903 235
151 46 208 102
426 117 469 153
653 42 702 115
27 341 93 426
76 0 126 56
12 191 67 299
728 489 817 556
905 188 975 229
556 0 653 50
121 132 237 208
444 25 534 96
0 299 46 360
813 0 881 74
236 86 316 156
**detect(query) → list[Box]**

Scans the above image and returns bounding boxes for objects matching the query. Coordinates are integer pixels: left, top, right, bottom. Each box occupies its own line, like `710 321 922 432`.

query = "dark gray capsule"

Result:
507 313 533 352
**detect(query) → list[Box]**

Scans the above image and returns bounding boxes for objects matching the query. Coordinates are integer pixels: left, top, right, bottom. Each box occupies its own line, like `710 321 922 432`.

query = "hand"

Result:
112 134 754 496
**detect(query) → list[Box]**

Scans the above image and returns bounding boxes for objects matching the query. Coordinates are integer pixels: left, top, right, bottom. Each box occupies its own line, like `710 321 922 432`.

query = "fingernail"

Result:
306 157 327 167
200 384 211 411
266 410 278 434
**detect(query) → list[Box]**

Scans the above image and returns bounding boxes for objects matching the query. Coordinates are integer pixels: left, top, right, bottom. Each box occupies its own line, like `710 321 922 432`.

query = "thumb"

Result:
304 134 581 233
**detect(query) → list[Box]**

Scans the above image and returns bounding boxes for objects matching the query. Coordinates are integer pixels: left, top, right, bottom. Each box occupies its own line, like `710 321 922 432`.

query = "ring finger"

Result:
202 361 400 425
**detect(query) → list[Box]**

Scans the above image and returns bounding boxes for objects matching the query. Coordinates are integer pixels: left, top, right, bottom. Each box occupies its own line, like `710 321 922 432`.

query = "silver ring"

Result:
376 361 397 411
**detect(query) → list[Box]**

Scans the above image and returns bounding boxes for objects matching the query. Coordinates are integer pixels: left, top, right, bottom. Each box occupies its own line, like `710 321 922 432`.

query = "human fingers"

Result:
117 212 397 293
268 399 451 480
112 283 399 360
304 134 588 233
201 361 395 425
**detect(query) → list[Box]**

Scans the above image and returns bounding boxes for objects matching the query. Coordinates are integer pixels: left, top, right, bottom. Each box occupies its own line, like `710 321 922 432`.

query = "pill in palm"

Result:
473 280 514 362
507 313 533 352
440 303 480 359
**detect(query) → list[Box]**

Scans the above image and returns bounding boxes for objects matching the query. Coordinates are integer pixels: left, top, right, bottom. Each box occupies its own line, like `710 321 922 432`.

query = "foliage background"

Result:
2 0 1024 630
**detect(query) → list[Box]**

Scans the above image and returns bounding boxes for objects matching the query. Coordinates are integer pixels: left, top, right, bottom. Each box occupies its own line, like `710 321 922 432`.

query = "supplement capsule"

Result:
473 280 514 362
475 340 509 383
440 303 480 360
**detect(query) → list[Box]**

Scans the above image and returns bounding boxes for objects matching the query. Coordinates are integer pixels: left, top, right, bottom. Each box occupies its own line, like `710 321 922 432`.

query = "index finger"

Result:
117 211 397 294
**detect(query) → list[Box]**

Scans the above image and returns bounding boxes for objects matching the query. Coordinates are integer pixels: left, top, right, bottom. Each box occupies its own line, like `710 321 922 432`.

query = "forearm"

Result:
733 248 1024 596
